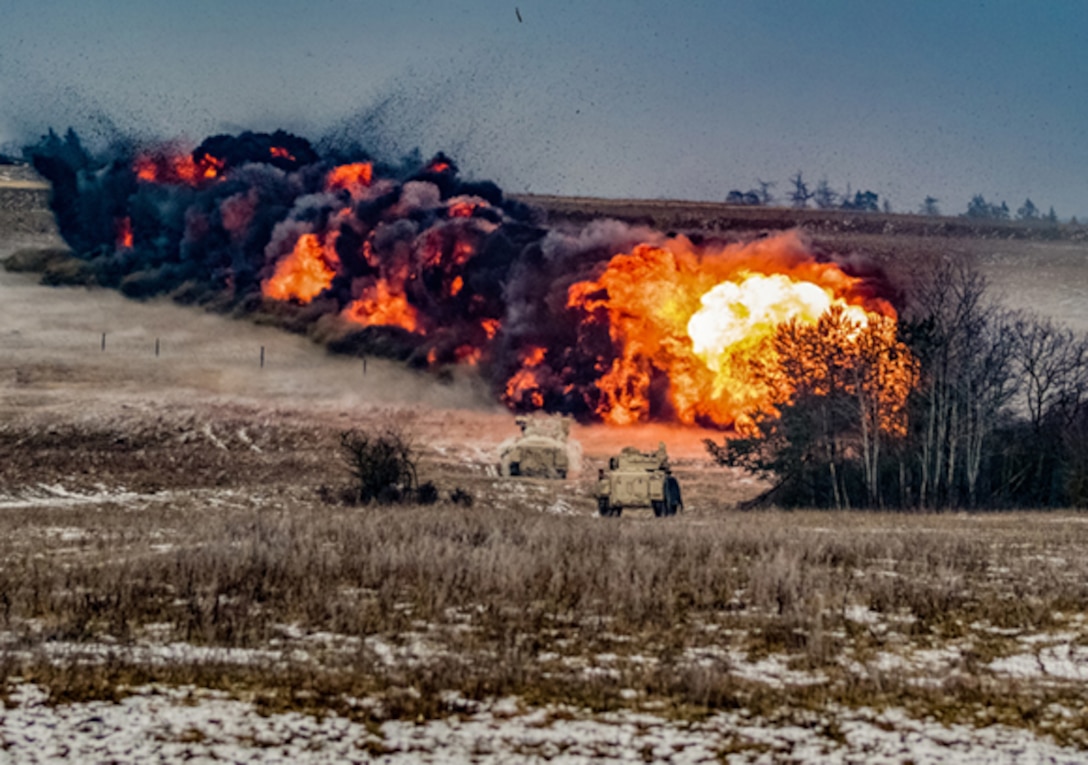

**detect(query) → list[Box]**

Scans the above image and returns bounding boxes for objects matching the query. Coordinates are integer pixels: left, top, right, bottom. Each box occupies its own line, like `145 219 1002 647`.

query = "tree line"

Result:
707 259 1088 510
725 173 1065 223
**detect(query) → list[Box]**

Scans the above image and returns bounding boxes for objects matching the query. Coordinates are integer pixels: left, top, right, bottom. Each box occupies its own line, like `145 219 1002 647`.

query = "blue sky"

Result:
2 1 1086 218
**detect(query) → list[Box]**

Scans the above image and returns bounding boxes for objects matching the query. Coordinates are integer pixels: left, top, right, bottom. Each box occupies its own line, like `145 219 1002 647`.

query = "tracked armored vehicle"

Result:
596 442 682 517
498 415 573 479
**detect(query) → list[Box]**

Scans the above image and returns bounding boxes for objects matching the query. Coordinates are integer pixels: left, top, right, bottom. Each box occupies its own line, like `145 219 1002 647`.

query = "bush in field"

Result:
449 487 474 507
338 427 420 505
417 481 439 505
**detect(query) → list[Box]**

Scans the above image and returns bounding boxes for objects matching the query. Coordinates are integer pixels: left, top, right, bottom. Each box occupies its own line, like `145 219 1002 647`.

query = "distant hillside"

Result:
515 194 1088 243
5 178 1086 246
0 164 56 237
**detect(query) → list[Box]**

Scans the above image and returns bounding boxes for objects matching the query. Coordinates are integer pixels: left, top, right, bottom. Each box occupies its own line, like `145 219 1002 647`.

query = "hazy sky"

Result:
2 1 1086 218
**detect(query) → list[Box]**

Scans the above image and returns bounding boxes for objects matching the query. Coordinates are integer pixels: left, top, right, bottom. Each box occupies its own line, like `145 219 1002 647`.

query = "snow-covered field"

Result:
5 682 1088 765
4 602 1088 763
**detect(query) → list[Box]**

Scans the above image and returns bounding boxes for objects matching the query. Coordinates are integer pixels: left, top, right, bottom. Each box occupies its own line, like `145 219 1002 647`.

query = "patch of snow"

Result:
235 427 261 452
728 651 828 687
990 642 1088 682
363 634 443 667
11 640 308 668
683 644 828 687
2 684 1085 765
546 498 575 515
970 621 1022 637
41 526 92 542
843 604 882 625
0 484 172 510
201 422 227 450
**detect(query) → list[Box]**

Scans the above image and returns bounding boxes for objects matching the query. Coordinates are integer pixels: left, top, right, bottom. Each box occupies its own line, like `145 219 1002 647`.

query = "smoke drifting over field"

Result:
27 129 902 427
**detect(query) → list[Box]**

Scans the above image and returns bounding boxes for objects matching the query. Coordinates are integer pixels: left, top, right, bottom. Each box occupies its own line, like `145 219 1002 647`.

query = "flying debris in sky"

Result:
515 7 522 23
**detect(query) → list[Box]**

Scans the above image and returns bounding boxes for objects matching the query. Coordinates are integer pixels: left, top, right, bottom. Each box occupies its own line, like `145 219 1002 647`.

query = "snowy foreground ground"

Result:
2 684 1085 765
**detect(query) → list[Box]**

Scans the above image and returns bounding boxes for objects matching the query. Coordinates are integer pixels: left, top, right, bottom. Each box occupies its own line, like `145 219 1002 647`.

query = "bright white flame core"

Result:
687 273 869 371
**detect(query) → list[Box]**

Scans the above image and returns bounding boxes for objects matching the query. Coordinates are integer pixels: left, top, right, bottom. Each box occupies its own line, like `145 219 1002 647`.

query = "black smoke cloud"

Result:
23 128 903 425
23 128 635 419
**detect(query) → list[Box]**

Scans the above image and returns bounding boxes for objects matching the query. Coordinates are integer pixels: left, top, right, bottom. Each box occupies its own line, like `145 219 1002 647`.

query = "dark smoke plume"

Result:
24 128 901 426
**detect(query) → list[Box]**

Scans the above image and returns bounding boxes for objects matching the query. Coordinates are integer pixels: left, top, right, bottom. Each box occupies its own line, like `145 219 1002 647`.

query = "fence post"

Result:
260 346 265 368
101 332 106 352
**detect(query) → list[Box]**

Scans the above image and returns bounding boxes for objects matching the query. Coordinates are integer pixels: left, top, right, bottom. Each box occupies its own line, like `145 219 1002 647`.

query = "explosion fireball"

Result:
27 128 911 430
559 235 904 428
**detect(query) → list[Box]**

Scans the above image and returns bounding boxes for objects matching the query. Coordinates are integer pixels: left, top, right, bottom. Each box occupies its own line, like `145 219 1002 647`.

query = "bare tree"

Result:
851 314 917 507
755 179 775 206
907 258 1008 507
1010 315 1088 433
813 178 838 209
920 196 940 216
1016 198 1039 221
788 172 812 209
959 309 1019 506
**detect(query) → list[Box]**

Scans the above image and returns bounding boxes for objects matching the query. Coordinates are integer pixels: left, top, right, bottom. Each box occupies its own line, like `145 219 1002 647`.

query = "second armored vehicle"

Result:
498 415 575 479
596 442 682 517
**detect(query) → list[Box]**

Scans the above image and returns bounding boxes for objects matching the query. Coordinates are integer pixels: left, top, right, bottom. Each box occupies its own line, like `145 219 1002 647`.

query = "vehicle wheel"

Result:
508 462 521 476
556 469 567 479
652 500 665 517
597 497 611 516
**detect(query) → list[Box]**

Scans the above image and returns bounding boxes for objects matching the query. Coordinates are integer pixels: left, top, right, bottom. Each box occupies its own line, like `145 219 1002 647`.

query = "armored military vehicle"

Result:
596 442 682 517
498 415 574 479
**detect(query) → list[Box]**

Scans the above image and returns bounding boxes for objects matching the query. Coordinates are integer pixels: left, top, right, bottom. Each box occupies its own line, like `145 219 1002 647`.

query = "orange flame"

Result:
199 154 224 179
262 232 339 303
327 162 373 198
134 156 158 182
504 346 547 407
270 146 296 161
522 346 546 367
455 345 482 365
134 149 223 186
448 201 476 218
757 307 917 438
559 232 909 428
342 280 421 333
447 195 487 218
506 369 544 407
480 318 500 340
115 217 133 249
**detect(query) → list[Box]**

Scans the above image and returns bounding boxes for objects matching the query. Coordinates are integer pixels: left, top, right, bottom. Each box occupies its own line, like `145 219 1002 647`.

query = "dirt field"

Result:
3 185 1088 763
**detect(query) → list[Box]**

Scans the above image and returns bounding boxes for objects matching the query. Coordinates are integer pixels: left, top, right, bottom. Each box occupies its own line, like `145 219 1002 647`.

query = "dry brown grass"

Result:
4 486 1088 742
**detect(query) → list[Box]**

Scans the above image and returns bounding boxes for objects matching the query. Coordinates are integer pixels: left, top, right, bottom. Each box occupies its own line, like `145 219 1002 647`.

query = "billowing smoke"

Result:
25 128 903 428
